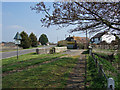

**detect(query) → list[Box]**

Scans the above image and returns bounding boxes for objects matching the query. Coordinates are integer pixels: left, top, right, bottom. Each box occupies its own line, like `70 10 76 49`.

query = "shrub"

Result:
77 43 84 49
49 47 55 54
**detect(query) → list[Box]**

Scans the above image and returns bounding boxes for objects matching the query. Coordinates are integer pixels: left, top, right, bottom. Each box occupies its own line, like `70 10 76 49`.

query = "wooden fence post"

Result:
95 58 97 67
99 64 103 76
92 53 93 57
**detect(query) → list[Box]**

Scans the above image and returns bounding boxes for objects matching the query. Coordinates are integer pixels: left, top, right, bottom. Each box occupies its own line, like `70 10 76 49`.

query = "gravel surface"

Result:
62 49 85 56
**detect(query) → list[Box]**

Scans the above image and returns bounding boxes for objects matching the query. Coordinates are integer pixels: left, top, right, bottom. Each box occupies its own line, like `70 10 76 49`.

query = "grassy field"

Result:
3 53 64 72
2 52 79 88
92 48 115 55
93 48 115 52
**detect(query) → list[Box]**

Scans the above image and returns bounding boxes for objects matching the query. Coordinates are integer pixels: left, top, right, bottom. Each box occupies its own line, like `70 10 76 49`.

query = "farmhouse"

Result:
65 35 89 49
73 36 89 44
90 32 116 44
0 42 16 47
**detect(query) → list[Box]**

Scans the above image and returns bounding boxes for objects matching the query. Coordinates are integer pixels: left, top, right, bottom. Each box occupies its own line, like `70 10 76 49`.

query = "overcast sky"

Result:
2 2 86 43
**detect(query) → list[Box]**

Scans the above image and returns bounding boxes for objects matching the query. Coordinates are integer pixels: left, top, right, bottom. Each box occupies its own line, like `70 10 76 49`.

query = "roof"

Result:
73 36 89 41
14 32 22 40
65 37 74 41
73 36 89 43
92 31 107 38
65 36 89 43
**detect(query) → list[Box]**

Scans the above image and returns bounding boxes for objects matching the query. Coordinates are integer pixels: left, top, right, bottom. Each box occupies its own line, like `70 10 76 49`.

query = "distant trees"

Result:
20 31 31 49
19 31 49 48
29 32 38 47
39 34 48 45
19 31 39 49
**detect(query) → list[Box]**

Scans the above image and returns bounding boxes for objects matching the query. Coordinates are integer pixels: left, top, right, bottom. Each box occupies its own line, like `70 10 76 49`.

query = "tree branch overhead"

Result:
31 2 120 34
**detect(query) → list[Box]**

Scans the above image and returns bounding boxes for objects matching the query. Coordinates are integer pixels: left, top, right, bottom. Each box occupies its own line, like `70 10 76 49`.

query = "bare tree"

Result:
31 2 120 33
31 1 120 48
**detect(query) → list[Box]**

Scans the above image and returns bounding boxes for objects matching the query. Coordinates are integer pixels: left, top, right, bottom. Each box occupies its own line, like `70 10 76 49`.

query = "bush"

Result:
77 43 84 49
49 47 55 54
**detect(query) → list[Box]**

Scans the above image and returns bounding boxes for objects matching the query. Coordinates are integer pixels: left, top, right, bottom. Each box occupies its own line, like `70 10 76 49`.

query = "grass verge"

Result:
87 51 120 88
2 53 64 72
86 55 106 88
2 55 79 88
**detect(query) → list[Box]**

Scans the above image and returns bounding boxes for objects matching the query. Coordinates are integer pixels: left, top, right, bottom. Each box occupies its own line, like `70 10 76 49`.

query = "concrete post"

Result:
89 46 92 55
107 78 115 90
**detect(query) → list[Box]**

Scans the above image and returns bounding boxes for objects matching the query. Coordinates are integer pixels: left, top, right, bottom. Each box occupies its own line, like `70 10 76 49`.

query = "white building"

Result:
101 34 116 43
90 32 116 44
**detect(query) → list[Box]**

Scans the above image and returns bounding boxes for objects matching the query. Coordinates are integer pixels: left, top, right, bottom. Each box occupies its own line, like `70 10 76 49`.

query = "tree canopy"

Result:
29 32 38 47
20 31 31 49
31 1 120 35
39 34 48 45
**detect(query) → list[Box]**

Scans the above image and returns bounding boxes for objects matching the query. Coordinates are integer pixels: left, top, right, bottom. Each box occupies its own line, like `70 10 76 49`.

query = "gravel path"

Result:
62 49 85 57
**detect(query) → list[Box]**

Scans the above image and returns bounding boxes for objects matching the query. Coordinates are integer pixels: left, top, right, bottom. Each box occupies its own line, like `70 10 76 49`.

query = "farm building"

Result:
58 35 89 49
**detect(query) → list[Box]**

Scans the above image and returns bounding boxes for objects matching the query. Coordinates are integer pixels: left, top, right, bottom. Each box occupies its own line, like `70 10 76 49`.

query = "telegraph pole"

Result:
17 44 18 59
86 30 88 49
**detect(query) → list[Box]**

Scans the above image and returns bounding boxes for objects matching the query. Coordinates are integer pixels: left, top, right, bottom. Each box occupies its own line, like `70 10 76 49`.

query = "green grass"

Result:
26 45 42 49
95 55 117 73
2 53 46 66
94 55 120 88
116 51 120 88
2 53 64 72
87 51 120 88
2 55 79 88
86 55 106 88
93 48 115 52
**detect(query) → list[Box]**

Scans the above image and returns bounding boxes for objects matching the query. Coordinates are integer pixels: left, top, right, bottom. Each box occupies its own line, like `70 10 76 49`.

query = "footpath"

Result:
63 50 87 88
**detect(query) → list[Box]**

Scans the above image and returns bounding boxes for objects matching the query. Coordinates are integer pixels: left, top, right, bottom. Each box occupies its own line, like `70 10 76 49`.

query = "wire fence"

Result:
90 49 115 90
91 53 108 81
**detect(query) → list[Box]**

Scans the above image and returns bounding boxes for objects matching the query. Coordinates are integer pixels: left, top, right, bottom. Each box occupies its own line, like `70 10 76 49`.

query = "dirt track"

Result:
63 49 87 88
